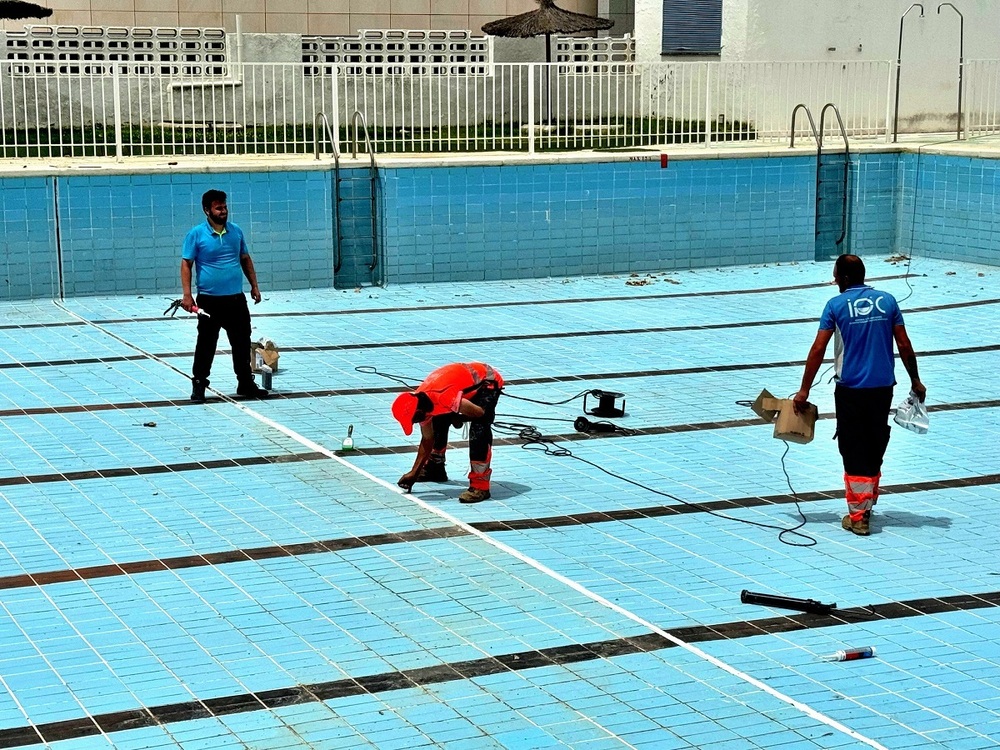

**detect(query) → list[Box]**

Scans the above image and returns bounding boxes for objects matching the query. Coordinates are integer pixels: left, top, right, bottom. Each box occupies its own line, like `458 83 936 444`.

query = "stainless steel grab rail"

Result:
819 103 851 247
789 103 820 148
350 111 379 275
313 112 343 274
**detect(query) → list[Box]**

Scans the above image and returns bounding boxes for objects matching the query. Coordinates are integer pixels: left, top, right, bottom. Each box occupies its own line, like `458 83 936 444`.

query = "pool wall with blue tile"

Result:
901 153 1000 266
381 158 817 283
55 170 337 299
1 177 59 300
0 151 995 301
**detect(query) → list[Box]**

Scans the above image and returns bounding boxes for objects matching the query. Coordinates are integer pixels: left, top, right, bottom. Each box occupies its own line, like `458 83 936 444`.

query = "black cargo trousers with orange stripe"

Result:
429 380 502 489
834 384 893 476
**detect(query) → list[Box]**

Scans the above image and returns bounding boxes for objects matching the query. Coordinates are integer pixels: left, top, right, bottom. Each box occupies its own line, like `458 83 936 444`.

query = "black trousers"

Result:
430 381 501 462
835 384 893 477
192 293 254 386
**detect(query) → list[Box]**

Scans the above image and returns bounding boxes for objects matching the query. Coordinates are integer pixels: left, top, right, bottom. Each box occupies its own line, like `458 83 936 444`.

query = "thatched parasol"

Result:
481 0 613 63
0 0 52 19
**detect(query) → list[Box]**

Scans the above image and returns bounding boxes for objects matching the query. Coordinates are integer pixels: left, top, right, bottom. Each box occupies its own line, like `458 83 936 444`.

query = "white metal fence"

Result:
964 60 1000 137
0 59 896 158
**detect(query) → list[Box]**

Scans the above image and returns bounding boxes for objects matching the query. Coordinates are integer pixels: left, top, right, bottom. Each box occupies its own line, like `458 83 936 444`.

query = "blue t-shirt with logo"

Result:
182 220 249 296
819 284 904 389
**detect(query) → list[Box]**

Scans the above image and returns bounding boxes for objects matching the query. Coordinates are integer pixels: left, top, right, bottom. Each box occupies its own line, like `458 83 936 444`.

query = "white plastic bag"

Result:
893 390 929 435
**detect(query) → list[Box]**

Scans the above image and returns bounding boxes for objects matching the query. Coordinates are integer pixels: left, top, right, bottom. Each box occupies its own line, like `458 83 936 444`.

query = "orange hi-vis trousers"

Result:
844 473 881 522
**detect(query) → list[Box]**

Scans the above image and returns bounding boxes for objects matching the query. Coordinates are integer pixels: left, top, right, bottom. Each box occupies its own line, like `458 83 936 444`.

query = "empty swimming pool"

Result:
0 251 998 748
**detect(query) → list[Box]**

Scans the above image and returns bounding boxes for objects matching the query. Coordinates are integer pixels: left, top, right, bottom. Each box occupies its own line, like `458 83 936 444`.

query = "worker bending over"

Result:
392 362 504 504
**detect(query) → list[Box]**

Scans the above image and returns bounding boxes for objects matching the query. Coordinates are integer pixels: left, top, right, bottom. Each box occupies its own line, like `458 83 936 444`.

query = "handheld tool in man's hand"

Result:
164 299 211 318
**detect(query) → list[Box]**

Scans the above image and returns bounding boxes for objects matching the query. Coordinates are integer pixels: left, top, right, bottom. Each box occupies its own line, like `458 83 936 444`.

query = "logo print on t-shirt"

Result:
848 295 887 318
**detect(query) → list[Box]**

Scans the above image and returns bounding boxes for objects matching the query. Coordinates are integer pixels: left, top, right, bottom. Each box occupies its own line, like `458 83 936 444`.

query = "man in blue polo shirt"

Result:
181 189 269 402
794 255 926 536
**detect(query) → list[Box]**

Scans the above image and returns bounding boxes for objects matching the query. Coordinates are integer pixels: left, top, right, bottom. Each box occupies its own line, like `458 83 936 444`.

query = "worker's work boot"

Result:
415 459 448 483
459 488 491 503
190 378 207 403
841 514 870 536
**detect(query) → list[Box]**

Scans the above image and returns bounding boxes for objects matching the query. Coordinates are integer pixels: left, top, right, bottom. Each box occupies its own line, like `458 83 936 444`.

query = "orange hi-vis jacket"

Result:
416 362 503 417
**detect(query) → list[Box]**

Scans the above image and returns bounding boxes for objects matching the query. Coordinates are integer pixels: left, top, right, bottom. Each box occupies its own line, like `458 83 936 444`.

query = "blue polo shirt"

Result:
182 220 249 296
819 284 904 389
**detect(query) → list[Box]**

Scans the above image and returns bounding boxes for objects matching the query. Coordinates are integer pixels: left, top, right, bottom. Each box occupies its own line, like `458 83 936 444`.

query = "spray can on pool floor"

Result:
821 646 876 662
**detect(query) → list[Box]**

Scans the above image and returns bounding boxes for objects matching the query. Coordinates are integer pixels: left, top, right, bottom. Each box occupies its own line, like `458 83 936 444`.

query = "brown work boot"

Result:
459 488 491 504
841 514 870 536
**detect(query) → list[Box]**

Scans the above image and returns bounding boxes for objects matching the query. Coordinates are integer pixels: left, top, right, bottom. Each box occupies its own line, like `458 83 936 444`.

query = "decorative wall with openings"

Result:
302 29 491 76
3 25 227 76
555 34 634 74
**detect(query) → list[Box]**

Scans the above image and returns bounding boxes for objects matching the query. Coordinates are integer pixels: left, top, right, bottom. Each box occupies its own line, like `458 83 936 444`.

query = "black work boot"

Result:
415 459 448 483
190 378 208 403
237 380 270 399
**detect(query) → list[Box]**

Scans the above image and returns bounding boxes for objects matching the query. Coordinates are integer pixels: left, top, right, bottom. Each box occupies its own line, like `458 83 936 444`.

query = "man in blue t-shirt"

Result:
793 255 926 537
181 189 269 402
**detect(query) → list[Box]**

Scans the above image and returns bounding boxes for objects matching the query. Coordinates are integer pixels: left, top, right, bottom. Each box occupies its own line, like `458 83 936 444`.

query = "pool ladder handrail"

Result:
351 111 379 275
313 112 343 273
789 104 820 148
818 104 851 247
790 103 851 248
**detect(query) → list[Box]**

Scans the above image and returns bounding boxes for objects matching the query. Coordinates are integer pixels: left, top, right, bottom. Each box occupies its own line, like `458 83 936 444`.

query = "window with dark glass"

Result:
661 0 722 55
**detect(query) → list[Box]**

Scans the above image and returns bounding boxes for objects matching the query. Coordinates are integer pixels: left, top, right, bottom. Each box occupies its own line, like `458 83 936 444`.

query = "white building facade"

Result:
2 0 602 35
635 0 999 133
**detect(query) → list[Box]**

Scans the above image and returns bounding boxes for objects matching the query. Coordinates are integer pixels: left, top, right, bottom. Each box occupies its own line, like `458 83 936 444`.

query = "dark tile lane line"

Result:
1 397 997 489
0 350 995 417
2 468 997 592
2 295 994 369
70 273 918 326
1 588 996 747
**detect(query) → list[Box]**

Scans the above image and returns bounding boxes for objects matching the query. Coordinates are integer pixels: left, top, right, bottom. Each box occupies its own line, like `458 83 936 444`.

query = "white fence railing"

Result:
964 60 1000 137
0 60 896 158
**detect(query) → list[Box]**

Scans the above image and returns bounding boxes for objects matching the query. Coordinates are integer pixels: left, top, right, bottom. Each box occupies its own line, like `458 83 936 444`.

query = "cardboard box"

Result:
251 339 279 373
751 388 818 444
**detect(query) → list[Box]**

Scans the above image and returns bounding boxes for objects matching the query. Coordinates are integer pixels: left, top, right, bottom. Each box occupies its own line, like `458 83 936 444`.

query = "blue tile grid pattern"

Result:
0 257 996 749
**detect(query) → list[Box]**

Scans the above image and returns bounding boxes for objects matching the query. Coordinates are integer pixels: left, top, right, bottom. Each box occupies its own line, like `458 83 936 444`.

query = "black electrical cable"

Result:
498 413 576 423
360 367 812 544
354 365 420 388
897 251 915 305
734 396 818 546
572 416 639 436
494 420 817 547
502 389 596 406
356 367 595 407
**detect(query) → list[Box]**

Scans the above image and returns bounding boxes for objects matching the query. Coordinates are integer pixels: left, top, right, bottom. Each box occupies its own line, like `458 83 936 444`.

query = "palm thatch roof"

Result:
481 0 613 38
0 0 52 19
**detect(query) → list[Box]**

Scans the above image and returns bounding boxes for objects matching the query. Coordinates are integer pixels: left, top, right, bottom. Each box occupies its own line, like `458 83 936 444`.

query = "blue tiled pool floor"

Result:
0 255 998 749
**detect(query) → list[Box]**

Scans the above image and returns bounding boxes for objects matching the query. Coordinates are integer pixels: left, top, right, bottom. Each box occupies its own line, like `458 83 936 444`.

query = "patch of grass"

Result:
1 118 756 158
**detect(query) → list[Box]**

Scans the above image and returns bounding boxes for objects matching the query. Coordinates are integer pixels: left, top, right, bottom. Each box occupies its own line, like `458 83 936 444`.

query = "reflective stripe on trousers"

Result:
469 450 492 490
845 472 880 521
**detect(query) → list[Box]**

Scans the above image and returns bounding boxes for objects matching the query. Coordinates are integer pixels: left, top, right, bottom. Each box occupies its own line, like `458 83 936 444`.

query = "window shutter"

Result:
661 0 722 55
